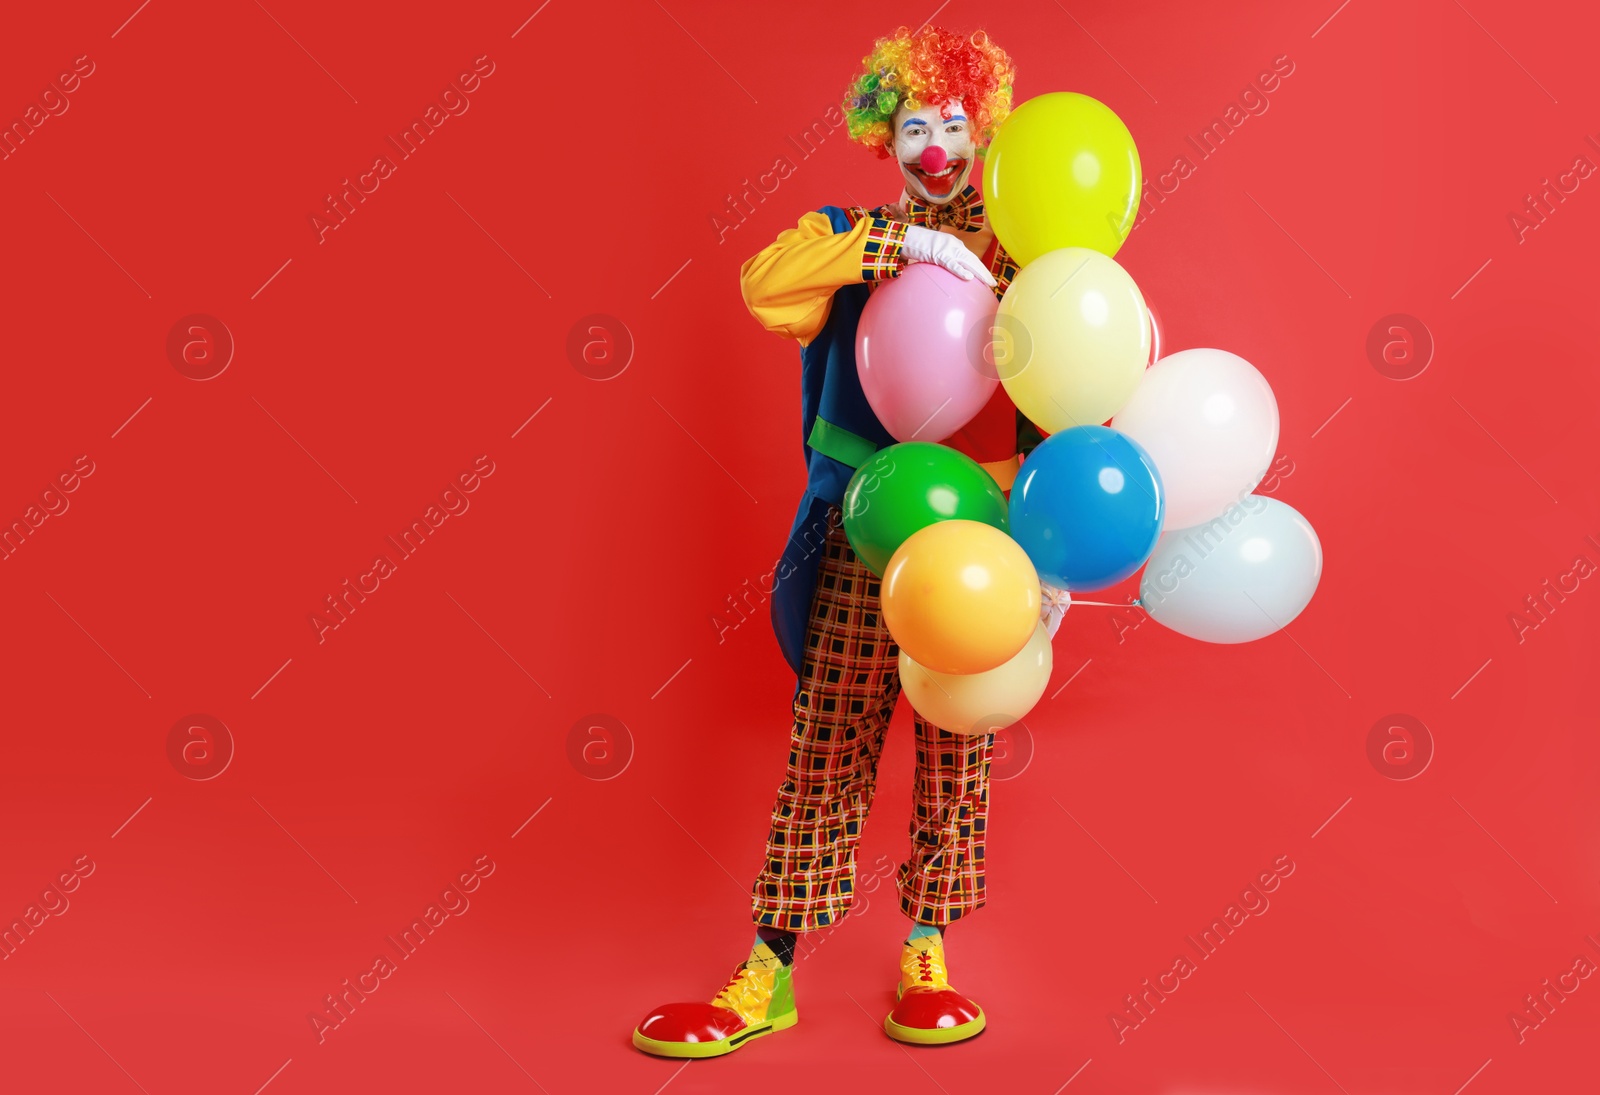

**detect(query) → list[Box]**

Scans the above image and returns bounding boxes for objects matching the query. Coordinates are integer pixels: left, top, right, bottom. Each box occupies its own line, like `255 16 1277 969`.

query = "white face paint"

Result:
890 97 978 205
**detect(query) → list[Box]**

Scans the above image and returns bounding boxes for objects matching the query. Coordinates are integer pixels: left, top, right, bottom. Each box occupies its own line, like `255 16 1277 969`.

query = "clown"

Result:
634 25 1059 1058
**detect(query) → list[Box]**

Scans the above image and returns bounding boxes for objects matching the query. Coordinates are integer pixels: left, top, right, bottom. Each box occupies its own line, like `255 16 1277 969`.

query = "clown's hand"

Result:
1039 581 1071 640
901 225 998 287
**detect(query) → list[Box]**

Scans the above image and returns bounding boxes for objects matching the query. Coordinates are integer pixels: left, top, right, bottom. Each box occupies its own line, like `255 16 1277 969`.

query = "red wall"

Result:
0 1 1596 1091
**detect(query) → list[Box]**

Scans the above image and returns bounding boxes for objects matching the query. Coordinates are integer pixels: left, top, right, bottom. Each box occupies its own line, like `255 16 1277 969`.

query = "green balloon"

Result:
841 442 1010 576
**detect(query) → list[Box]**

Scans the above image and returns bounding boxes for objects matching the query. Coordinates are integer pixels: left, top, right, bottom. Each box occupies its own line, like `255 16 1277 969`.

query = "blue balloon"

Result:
1009 425 1165 591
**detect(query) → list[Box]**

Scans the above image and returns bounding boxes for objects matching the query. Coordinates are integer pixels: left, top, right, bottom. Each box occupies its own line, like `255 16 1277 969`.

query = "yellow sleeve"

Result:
739 211 907 347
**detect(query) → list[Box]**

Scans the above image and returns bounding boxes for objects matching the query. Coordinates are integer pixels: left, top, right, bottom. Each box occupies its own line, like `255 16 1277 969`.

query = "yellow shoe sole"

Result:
632 1008 798 1059
883 1006 986 1045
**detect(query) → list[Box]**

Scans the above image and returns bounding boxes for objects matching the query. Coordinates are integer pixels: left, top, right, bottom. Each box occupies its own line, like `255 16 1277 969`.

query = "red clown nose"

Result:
919 145 948 174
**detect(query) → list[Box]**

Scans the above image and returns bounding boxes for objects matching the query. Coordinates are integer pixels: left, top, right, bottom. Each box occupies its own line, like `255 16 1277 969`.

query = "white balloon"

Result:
1138 495 1321 644
1111 348 1279 531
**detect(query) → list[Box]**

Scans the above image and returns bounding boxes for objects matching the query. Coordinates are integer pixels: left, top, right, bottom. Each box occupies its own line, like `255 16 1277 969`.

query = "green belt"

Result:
807 416 878 469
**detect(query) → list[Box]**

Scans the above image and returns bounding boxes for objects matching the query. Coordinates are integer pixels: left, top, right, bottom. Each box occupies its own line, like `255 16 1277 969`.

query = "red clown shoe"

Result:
632 964 797 1058
884 934 986 1044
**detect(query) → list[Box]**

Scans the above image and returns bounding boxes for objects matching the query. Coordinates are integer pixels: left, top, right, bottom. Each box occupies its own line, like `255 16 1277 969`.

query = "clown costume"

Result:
633 24 1063 1058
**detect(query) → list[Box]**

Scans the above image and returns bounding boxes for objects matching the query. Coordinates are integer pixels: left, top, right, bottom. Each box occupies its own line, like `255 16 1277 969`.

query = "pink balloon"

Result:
856 263 998 442
1146 300 1164 368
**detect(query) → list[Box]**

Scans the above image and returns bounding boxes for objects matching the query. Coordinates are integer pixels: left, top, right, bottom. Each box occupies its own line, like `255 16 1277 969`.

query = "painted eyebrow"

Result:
902 114 968 129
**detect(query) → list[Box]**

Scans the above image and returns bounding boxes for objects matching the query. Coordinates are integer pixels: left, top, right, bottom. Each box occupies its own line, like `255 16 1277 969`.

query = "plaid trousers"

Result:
752 508 993 932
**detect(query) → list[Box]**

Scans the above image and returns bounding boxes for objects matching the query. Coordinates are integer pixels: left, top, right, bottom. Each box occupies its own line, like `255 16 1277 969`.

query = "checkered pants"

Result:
752 508 993 932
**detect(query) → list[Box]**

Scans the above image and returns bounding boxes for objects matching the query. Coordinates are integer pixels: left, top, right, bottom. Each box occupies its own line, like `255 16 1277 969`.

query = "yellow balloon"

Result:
900 621 1052 736
996 247 1150 433
881 520 1040 675
981 91 1142 265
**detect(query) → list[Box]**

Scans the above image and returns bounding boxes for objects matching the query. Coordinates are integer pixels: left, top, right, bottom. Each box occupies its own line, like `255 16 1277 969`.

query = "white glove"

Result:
900 225 997 287
1040 581 1071 639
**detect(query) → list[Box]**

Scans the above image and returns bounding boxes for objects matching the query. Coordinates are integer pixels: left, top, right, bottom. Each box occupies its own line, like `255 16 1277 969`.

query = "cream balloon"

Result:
995 247 1151 432
898 621 1053 736
1111 348 1280 531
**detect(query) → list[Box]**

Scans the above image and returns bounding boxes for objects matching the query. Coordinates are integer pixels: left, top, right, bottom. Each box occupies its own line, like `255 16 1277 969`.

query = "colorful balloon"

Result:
996 248 1151 433
857 263 997 442
980 91 1142 265
842 443 1009 576
1138 495 1322 643
1009 425 1164 591
1111 348 1280 532
900 622 1052 736
881 520 1040 675
1145 300 1164 368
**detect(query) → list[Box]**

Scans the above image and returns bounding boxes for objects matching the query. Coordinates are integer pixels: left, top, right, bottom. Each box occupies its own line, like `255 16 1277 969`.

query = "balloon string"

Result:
1070 599 1141 608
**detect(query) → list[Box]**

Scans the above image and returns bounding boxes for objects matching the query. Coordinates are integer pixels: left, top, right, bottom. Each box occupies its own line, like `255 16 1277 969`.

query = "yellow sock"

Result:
747 927 796 969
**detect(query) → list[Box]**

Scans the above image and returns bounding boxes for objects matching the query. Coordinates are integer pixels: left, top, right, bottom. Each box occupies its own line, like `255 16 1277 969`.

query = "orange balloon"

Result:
881 520 1041 675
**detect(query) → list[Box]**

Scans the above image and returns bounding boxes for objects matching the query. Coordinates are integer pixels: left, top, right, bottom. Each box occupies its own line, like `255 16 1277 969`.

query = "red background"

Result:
2 1 1597 1092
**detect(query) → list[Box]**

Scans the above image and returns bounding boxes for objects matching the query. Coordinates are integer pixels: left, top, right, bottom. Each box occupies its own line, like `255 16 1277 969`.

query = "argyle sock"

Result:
746 925 797 970
905 922 944 945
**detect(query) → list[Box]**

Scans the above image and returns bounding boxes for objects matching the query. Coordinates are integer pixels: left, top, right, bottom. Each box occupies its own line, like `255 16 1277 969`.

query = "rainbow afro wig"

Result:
843 25 1016 159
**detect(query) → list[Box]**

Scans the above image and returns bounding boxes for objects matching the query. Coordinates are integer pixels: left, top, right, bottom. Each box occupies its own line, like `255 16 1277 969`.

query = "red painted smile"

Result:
907 158 966 198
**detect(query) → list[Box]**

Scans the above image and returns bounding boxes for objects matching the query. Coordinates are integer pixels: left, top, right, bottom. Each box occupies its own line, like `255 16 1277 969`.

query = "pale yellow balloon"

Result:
881 520 1040 675
899 621 1053 736
996 247 1151 432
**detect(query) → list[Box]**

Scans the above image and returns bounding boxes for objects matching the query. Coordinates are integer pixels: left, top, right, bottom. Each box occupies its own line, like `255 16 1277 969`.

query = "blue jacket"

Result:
768 205 899 678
